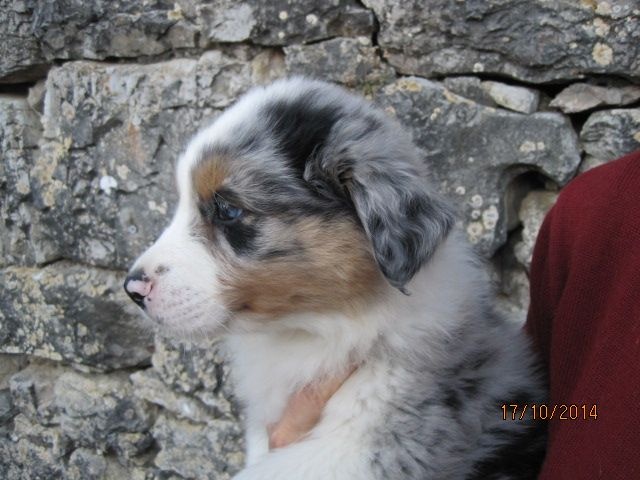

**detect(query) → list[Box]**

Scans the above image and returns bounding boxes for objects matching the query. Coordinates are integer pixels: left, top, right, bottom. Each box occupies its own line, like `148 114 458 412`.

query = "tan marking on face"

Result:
221 216 385 317
192 153 229 200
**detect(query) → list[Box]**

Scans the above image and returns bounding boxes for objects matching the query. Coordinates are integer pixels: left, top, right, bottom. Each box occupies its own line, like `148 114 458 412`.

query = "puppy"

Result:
125 78 546 479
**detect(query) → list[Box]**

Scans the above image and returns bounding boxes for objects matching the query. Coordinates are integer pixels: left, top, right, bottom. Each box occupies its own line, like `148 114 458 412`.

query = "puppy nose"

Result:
124 269 152 309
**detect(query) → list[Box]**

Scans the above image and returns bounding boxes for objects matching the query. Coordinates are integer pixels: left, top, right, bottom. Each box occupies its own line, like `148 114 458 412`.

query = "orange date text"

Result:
500 403 598 421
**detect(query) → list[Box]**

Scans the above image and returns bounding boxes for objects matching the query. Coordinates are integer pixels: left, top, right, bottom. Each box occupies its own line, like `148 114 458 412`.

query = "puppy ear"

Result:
305 125 455 290
347 170 455 290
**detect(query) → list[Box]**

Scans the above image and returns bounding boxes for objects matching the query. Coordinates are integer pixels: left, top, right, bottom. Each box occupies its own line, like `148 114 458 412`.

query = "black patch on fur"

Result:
198 188 259 255
222 221 258 255
469 387 547 479
213 187 244 210
260 94 342 176
217 83 455 289
459 376 481 397
467 351 495 371
469 420 547 480
197 197 218 225
416 396 439 411
443 387 462 411
367 214 384 237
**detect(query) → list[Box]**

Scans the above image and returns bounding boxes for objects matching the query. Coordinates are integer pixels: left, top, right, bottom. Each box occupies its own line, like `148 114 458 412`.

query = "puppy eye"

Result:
198 195 244 225
215 198 243 223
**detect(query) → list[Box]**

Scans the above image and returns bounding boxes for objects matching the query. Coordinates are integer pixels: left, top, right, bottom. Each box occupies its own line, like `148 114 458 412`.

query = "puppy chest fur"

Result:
126 78 547 480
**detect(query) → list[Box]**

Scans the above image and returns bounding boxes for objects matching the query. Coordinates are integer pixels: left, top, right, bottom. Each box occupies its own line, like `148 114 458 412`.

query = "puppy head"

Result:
125 78 454 335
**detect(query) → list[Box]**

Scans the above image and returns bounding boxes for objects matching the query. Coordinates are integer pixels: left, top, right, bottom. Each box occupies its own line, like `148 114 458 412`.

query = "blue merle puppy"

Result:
125 77 547 479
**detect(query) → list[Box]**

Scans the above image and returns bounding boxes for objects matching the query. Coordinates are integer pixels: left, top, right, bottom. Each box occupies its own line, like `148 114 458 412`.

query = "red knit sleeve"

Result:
524 150 640 480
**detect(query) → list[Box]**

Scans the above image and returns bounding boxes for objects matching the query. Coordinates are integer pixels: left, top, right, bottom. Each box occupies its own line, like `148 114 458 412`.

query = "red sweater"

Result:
525 150 640 479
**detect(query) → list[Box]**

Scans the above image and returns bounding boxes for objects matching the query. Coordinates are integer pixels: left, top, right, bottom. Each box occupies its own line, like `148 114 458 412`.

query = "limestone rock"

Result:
0 390 14 425
152 335 239 419
580 108 640 169
54 370 155 454
2 364 157 477
0 391 13 426
443 77 498 107
0 355 27 424
31 1 197 62
3 1 640 475
496 267 530 325
0 262 153 369
111 432 156 463
285 37 395 88
9 361 67 425
443 77 541 113
131 369 217 425
153 413 244 480
1 0 371 83
365 0 640 82
152 336 223 394
481 81 540 114
30 48 283 270
0 356 27 390
5 413 71 479
67 448 132 480
375 77 580 255
200 0 374 45
0 95 47 267
0 1 48 83
514 191 559 270
550 83 640 113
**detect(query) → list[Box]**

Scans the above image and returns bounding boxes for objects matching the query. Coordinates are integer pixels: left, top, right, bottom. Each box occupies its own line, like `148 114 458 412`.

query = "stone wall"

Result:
1 1 639 478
